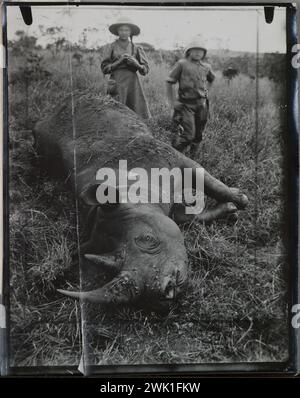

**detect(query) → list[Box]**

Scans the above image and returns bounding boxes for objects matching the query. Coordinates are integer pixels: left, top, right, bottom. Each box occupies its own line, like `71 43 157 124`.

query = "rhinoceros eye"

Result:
135 234 161 253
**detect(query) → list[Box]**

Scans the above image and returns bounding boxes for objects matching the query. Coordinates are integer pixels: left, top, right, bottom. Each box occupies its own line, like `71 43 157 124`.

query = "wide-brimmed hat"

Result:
109 17 140 36
184 38 207 58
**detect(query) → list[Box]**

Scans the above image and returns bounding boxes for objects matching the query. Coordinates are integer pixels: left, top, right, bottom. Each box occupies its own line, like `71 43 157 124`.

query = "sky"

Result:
7 5 286 53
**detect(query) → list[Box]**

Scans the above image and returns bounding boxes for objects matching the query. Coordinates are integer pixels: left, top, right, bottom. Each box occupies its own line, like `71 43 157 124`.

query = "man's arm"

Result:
165 61 182 108
101 44 126 74
207 65 216 86
166 82 175 108
101 56 125 74
135 47 150 76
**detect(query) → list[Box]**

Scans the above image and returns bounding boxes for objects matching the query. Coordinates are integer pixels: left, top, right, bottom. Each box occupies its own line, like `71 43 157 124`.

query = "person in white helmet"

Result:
101 17 151 119
166 38 215 157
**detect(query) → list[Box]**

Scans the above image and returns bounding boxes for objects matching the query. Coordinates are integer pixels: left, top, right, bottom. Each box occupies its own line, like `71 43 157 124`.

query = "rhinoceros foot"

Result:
229 188 249 210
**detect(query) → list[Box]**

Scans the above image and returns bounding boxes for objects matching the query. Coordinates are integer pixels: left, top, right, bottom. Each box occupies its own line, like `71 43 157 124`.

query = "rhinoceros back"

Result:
35 93 151 174
34 93 183 200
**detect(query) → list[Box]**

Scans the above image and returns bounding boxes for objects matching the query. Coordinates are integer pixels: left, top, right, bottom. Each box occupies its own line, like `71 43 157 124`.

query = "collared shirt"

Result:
166 58 215 100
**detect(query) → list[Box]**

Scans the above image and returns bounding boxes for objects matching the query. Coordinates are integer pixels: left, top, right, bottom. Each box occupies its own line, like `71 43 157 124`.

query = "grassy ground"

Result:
8 49 289 367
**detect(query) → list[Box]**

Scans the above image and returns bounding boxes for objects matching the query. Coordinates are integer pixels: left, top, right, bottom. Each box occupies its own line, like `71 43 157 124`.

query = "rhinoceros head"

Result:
58 184 188 310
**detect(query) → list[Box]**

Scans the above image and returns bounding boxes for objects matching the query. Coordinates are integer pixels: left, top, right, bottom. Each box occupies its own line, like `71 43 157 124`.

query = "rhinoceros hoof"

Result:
225 211 239 223
230 188 249 210
225 202 238 213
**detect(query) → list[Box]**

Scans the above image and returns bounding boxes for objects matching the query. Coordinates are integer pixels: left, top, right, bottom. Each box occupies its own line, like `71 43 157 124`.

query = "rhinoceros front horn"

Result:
58 272 141 304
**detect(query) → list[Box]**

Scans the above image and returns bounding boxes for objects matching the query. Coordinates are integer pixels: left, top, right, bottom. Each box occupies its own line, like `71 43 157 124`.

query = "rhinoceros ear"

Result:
79 183 120 210
79 183 100 205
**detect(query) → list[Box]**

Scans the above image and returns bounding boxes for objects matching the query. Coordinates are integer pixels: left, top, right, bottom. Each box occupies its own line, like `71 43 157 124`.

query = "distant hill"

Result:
150 47 286 82
8 31 286 84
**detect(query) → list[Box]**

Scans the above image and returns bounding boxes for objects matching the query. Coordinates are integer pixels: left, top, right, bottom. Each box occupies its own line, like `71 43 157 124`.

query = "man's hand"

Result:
111 56 126 71
122 55 140 68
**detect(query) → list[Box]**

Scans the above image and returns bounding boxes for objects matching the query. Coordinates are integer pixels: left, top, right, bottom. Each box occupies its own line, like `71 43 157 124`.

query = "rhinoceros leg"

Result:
172 202 237 225
180 156 249 209
203 173 248 209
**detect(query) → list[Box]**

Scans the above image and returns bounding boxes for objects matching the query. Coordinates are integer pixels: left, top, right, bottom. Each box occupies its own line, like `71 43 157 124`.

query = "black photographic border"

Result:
2 1 299 377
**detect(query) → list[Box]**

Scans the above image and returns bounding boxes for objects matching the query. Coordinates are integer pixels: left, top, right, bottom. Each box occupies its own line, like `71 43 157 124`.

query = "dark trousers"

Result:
172 98 209 152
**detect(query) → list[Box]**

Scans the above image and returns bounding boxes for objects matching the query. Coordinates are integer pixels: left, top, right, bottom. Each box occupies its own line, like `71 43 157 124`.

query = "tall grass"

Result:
8 47 289 366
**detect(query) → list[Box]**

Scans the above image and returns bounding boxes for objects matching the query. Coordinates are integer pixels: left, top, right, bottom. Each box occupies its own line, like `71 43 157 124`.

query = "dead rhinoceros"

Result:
34 93 248 310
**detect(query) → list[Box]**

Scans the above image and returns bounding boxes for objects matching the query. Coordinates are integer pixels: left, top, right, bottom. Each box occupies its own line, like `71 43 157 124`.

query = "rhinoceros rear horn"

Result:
58 272 141 304
84 253 122 273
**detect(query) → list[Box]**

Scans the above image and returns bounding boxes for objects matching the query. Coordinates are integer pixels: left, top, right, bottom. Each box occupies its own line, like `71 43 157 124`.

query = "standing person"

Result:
166 38 215 158
101 17 151 119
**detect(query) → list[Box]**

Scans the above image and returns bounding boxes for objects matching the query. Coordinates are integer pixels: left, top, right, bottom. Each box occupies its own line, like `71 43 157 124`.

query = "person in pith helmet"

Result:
166 37 215 158
101 17 151 119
